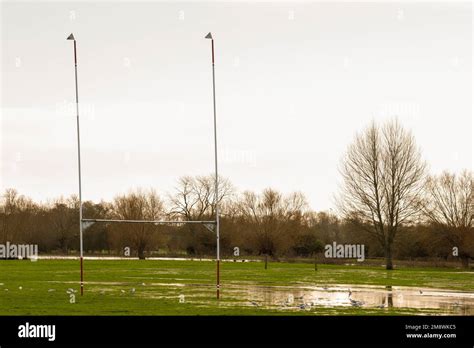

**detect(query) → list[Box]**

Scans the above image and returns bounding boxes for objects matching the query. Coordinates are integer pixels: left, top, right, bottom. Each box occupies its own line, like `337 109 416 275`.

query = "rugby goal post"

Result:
66 32 221 299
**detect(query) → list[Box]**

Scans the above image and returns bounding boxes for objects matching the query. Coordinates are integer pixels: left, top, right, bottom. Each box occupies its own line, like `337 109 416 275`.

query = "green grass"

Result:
0 259 472 315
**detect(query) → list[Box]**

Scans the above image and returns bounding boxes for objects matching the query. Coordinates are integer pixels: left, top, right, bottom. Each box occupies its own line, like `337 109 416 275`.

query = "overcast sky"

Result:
1 1 472 211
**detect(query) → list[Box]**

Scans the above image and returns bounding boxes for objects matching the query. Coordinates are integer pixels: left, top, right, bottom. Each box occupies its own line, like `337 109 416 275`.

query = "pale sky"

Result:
1 1 472 211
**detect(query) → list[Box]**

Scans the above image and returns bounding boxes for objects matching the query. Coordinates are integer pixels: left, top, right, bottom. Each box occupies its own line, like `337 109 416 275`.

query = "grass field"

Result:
0 259 473 315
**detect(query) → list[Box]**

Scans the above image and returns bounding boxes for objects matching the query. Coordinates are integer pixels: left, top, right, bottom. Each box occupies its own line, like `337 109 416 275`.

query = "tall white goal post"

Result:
66 32 221 299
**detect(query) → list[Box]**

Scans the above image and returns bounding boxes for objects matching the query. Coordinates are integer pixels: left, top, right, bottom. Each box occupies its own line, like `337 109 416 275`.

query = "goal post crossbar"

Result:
82 218 216 225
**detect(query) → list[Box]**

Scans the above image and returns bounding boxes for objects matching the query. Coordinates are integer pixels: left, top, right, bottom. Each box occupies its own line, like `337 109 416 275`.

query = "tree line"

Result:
1 119 472 268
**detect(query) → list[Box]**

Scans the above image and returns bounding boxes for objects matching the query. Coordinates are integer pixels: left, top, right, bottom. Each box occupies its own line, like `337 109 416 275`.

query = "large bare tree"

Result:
423 170 473 268
338 119 426 269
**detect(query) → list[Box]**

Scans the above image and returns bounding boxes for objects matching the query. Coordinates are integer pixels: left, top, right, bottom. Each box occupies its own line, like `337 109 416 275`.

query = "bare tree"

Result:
1 189 37 246
168 175 233 221
338 119 426 270
305 211 340 245
1 188 18 244
49 196 78 254
112 189 165 259
423 170 473 268
168 175 233 255
238 188 308 267
82 200 114 253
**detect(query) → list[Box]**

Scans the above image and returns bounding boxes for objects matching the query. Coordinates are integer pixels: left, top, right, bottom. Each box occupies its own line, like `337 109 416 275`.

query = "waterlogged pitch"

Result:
0 260 473 315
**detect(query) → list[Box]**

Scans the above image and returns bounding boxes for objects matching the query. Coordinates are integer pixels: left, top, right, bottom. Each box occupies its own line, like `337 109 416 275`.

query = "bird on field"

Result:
419 290 423 295
348 289 363 307
120 289 125 294
250 301 259 307
349 298 363 307
131 288 136 294
48 289 56 292
18 286 22 290
141 283 146 286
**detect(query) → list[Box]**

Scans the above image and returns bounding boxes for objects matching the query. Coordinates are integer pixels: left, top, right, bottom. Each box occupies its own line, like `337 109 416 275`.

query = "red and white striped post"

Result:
67 33 84 296
205 32 220 300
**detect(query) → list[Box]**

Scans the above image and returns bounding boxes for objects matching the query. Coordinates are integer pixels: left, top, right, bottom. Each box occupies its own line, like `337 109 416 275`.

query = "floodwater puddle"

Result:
227 283 474 314
143 281 474 314
43 279 474 314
